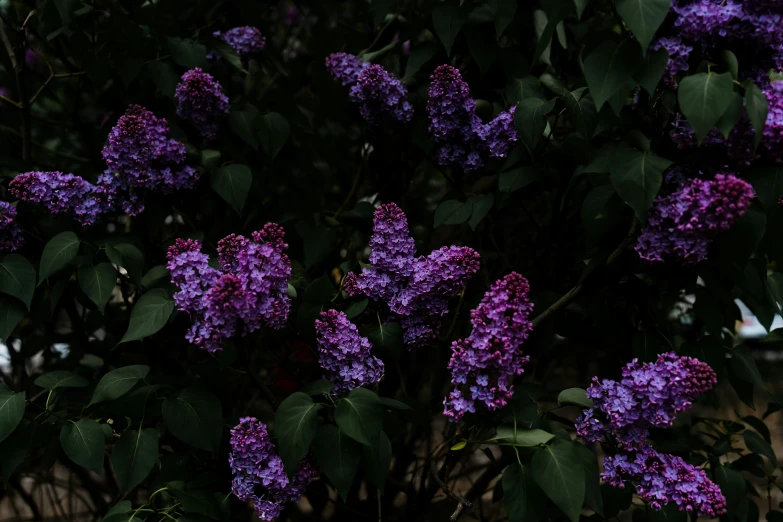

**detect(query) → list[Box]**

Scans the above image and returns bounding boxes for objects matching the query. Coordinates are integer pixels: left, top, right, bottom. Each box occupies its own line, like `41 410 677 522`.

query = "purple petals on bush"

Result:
0 202 23 253
175 68 230 140
229 417 318 521
214 26 266 59
9 171 103 226
325 52 368 87
166 225 291 353
443 273 533 421
315 309 384 395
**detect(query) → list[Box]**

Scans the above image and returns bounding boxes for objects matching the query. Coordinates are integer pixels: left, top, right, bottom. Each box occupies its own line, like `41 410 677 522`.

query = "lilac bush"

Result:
175 68 230 140
214 26 266 59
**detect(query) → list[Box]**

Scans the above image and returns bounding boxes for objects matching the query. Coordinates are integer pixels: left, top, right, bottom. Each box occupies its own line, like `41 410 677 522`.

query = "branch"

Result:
0 123 90 162
429 462 473 521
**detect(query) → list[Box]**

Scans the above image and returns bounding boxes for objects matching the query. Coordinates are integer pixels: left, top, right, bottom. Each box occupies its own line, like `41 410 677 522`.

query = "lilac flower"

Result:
214 26 266 59
166 225 291 353
0 202 23 253
229 417 318 521
762 80 783 161
325 52 368 86
603 446 726 517
9 171 103 226
175 68 230 140
343 203 480 347
443 273 533 421
636 172 754 264
650 37 693 84
315 309 384 395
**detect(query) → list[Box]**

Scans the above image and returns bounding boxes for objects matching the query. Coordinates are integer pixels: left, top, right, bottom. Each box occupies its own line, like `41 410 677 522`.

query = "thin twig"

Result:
335 164 363 216
429 462 473 521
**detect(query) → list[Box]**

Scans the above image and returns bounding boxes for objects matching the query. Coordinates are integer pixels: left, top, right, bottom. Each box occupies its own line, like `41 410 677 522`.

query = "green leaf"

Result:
173 489 221 520
403 44 439 81
210 164 251 214
78 263 117 314
677 72 735 143
715 465 745 516
467 194 494 230
314 425 361 501
380 397 412 410
731 345 765 389
0 420 33 481
634 48 669 94
111 428 158 492
0 295 25 341
466 26 497 75
371 0 394 27
432 1 467 56
35 371 89 390
360 321 403 359
532 440 585 522
615 0 671 50
142 266 170 290
747 166 783 210
162 388 223 451
488 0 516 37
89 365 150 406
573 0 589 18
229 105 260 149
147 60 178 98
716 92 744 139
258 112 290 159
744 430 777 466
557 388 593 408
300 379 336 396
105 243 144 288
274 392 324 475
0 390 25 444
434 200 473 227
210 40 244 73
503 464 529 522
335 388 383 445
345 298 368 319
575 444 603 515
491 427 554 446
583 39 641 110
609 147 671 223
167 37 207 69
60 418 104 473
39 231 79 284
531 6 566 65
0 254 35 309
514 97 557 153
499 167 538 193
451 440 467 450
120 289 174 344
745 81 769 149
562 88 597 141
362 431 392 492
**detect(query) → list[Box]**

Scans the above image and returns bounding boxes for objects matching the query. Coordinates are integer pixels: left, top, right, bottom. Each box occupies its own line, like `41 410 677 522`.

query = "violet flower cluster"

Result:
443 273 534 422
636 172 754 264
214 26 266 59
9 171 104 226
426 65 517 172
0 202 23 253
575 353 725 517
343 202 480 347
315 309 384 395
229 417 318 521
325 53 413 125
166 224 291 353
175 68 230 141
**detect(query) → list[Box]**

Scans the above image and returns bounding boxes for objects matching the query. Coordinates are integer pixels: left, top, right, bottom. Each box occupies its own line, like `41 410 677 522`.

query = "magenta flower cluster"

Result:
636 172 754 264
175 68 230 141
315 309 384 395
166 224 291 353
426 65 517 172
343 203 480 347
443 273 534 421
214 26 266 59
325 53 413 125
0 202 23 253
229 417 318 521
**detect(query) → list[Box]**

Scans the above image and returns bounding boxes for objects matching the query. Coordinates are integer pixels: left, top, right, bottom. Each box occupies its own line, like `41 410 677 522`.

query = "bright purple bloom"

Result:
175 68 230 141
325 52 368 86
167 225 291 353
229 417 318 521
214 26 266 59
343 203 480 347
9 171 103 226
636 172 754 264
443 273 533 421
0 202 23 253
762 80 783 162
315 309 384 395
650 37 693 84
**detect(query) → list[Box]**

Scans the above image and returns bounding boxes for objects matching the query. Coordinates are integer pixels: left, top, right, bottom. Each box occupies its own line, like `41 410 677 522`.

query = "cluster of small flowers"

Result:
575 352 724 516
325 53 413 125
9 171 104 226
443 273 533 421
636 171 754 264
0 202 23 252
426 65 517 172
315 309 384 395
214 26 266 59
229 417 318 521
166 224 291 353
343 203 480 347
175 68 230 140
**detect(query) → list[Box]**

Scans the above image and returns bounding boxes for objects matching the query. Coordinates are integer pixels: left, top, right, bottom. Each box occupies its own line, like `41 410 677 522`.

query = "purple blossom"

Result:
762 80 783 161
443 273 534 421
315 309 384 395
343 203 480 347
9 171 103 226
650 37 693 84
0 202 23 253
636 172 754 264
214 27 266 59
175 68 230 141
166 225 291 353
229 417 318 521
325 52 368 86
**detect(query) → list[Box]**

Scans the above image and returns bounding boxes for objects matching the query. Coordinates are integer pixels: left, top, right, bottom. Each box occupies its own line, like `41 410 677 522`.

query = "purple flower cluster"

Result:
9 171 104 226
443 273 533 421
343 203 480 347
636 172 754 264
603 446 726 517
214 26 266 59
166 224 291 353
426 65 517 172
229 417 318 521
0 202 23 253
762 81 783 162
175 68 230 141
315 309 384 395
325 54 412 125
